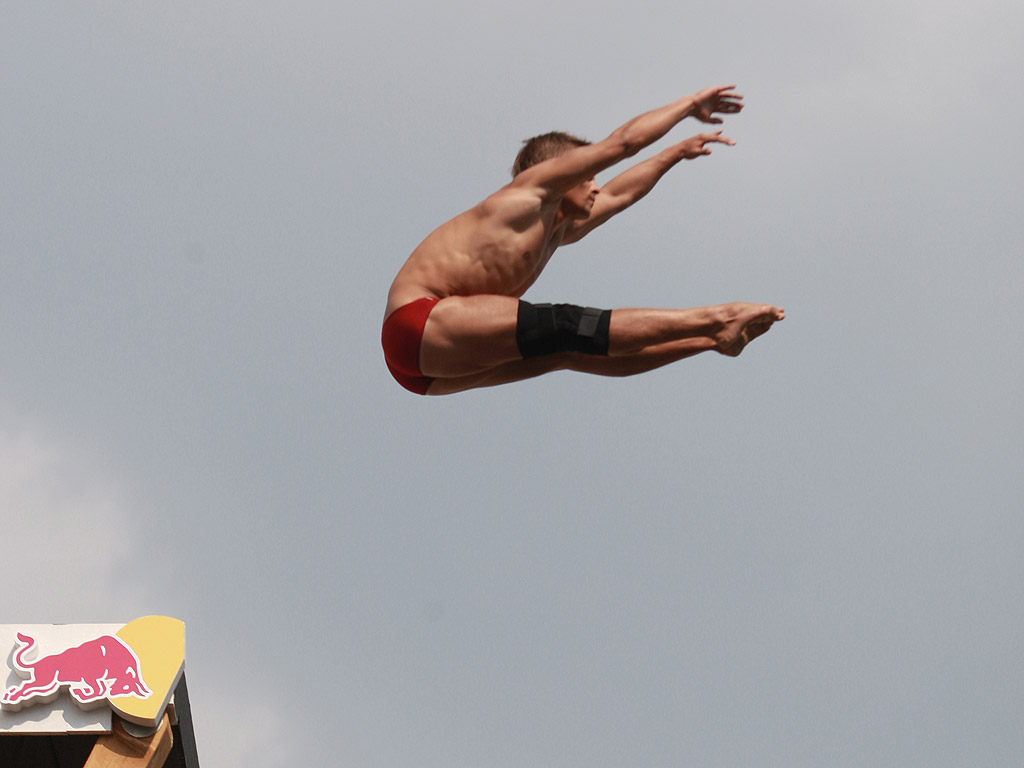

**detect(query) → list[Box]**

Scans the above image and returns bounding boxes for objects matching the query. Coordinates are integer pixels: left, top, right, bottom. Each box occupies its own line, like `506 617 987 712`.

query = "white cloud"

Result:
0 413 143 620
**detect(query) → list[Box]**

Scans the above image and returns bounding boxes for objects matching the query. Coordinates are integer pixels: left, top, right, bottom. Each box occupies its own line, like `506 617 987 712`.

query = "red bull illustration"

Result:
2 632 151 711
1 617 185 731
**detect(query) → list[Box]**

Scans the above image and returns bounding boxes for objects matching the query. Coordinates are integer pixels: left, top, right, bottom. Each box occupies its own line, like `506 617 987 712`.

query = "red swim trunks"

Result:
381 298 439 395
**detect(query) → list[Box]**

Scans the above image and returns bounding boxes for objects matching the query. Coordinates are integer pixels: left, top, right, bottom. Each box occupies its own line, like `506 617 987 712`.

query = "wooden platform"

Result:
0 675 200 768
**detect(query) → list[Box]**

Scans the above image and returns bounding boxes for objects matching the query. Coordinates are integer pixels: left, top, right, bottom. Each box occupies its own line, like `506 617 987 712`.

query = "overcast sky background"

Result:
2 1 1022 766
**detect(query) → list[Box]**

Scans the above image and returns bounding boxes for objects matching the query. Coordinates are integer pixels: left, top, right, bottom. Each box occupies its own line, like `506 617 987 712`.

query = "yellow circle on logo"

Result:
112 616 185 728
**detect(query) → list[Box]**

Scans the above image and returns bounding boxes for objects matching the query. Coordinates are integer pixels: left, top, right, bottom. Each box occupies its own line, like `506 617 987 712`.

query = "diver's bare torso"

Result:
385 184 572 317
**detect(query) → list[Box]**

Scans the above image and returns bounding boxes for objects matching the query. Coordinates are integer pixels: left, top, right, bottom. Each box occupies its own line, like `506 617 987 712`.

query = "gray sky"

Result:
2 1 1022 765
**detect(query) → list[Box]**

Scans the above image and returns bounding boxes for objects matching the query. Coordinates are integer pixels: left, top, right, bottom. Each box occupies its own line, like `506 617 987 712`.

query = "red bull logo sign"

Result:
1 617 184 734
3 633 151 709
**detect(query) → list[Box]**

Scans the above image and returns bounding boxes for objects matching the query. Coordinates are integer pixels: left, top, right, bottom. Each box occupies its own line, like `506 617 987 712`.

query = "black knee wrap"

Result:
516 301 611 358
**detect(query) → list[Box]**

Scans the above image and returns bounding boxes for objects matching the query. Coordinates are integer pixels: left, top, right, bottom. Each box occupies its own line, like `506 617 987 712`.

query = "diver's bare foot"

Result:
715 303 785 357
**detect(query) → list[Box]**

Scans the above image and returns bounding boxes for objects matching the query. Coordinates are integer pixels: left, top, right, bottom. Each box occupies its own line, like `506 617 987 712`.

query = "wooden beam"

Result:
84 713 173 768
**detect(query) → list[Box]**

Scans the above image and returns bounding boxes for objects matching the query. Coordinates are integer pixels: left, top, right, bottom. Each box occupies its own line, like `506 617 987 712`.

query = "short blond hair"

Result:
512 131 590 177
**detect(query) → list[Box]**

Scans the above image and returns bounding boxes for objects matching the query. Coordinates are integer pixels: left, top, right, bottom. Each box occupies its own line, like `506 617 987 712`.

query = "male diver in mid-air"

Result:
382 84 784 395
